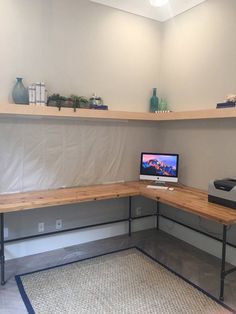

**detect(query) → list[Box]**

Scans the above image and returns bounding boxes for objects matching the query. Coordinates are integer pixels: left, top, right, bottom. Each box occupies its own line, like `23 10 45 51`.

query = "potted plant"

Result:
47 94 67 111
71 95 89 112
47 93 89 112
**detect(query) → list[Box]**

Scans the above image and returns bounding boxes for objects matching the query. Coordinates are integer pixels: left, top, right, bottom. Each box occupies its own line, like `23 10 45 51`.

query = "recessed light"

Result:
150 0 169 7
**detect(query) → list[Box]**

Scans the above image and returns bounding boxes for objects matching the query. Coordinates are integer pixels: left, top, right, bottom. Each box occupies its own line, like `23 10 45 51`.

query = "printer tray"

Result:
208 195 236 209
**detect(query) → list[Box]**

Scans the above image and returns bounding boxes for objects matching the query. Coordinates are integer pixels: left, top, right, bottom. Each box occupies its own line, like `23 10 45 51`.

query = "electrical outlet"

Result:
4 227 8 238
136 207 142 216
38 222 44 233
56 219 62 230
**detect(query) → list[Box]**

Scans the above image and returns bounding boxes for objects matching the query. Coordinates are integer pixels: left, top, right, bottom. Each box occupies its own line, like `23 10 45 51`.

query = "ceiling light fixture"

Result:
149 0 169 7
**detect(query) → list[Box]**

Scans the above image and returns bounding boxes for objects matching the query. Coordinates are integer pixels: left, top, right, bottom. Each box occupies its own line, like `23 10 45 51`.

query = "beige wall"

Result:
157 119 236 189
1 0 236 112
160 0 236 111
157 0 236 189
158 0 236 255
0 0 161 112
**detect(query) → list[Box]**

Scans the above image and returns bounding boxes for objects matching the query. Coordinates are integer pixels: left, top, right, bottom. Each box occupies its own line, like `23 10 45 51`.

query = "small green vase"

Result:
150 88 159 112
12 78 29 104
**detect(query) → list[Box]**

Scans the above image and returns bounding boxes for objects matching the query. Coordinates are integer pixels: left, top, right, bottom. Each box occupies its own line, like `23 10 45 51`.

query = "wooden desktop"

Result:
1 181 236 300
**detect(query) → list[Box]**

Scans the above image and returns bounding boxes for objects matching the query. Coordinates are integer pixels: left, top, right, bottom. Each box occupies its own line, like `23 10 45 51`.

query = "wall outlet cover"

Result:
56 219 62 230
136 207 142 216
38 222 44 233
4 227 8 238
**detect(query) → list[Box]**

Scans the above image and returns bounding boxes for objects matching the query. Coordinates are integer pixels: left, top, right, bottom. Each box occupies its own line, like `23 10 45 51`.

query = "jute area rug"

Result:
16 248 233 314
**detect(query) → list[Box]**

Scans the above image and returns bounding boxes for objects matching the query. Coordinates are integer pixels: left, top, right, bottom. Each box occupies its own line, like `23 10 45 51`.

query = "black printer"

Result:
208 178 236 209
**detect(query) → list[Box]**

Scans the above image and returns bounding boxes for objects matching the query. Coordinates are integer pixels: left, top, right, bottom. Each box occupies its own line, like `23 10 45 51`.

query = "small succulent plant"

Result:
47 94 66 111
70 95 89 112
47 94 89 111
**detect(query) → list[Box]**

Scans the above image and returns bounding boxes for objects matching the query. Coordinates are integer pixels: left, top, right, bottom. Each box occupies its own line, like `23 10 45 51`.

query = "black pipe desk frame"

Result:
1 181 236 302
0 196 153 285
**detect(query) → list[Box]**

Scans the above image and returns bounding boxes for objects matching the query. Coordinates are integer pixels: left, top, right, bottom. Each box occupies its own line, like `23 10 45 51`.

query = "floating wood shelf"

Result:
0 103 235 122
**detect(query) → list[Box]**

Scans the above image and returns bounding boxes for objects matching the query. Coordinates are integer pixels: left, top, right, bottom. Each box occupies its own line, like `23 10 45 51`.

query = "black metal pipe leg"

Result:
0 255 4 285
128 196 132 237
0 213 5 285
220 225 227 301
156 201 160 230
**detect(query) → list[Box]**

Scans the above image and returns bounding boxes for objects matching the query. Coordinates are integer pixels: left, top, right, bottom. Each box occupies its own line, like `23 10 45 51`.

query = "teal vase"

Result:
150 88 159 112
12 78 29 104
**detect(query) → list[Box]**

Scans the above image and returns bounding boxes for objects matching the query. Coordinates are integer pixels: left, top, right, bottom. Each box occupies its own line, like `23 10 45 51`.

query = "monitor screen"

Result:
140 153 179 183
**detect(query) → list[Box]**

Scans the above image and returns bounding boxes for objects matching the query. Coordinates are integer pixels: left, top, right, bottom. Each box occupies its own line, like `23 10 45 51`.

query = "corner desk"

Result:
1 181 236 301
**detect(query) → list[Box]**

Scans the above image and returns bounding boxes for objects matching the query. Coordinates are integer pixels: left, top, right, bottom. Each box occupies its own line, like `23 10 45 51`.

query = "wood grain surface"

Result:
0 183 139 213
1 103 236 122
1 181 236 225
136 182 236 225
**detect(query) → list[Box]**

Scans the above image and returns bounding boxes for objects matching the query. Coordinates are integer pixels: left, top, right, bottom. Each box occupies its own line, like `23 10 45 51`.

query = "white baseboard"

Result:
160 216 236 266
5 217 155 260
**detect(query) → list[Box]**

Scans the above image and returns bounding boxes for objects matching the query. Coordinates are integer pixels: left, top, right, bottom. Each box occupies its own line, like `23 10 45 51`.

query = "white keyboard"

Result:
146 185 169 190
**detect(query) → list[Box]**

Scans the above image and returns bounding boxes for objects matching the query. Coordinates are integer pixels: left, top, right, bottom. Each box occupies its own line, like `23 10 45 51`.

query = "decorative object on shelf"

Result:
226 94 236 103
45 91 107 111
47 94 66 111
150 88 159 113
92 105 108 110
28 82 47 106
70 95 89 111
156 98 170 113
216 94 236 109
217 102 235 109
89 93 108 110
89 93 102 106
12 78 29 105
47 94 89 111
28 84 36 105
63 98 74 108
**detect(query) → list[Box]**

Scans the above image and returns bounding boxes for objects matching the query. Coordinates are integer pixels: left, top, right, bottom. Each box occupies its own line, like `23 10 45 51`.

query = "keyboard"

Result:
146 185 169 190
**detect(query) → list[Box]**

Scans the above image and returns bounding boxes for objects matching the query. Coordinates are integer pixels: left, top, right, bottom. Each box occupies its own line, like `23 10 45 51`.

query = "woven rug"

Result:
16 247 233 314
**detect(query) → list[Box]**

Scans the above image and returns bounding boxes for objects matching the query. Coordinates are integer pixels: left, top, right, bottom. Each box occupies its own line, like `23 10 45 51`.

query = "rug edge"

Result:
136 247 236 314
15 246 137 313
15 275 36 314
15 245 236 314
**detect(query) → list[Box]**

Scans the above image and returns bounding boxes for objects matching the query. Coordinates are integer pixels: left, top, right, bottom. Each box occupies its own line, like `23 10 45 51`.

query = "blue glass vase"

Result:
12 78 29 104
150 88 159 112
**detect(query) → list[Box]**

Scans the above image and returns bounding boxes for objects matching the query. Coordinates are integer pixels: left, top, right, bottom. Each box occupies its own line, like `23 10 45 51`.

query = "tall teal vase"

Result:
12 78 29 104
150 88 159 112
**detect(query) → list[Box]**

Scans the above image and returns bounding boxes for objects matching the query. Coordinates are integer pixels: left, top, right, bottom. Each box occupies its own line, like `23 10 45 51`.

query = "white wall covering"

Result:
1 118 159 258
0 119 159 193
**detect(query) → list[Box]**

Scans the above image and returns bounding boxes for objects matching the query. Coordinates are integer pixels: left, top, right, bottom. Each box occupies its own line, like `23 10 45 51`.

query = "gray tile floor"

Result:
0 229 236 313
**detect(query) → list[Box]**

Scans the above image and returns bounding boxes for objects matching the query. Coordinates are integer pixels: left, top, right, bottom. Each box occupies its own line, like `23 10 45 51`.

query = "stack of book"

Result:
28 82 47 105
216 102 235 109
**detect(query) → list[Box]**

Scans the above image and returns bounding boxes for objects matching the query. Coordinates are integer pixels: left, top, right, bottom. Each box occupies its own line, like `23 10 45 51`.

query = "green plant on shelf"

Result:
47 94 89 112
70 95 89 112
47 94 66 111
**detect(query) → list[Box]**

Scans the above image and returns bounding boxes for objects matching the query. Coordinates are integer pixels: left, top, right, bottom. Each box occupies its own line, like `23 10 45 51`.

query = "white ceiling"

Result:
90 0 207 22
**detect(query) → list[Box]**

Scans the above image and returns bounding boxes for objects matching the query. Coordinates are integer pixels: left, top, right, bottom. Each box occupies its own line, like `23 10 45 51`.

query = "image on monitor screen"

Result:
140 153 179 183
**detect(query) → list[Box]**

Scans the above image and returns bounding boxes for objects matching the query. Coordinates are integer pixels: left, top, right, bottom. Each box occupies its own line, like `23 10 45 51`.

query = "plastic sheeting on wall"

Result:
0 117 159 193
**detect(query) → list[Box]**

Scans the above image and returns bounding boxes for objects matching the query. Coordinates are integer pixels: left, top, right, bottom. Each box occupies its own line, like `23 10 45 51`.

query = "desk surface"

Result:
1 181 236 225
136 182 236 225
0 183 139 214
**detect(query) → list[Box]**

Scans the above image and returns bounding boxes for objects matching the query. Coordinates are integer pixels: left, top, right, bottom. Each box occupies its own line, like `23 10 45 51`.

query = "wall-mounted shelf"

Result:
0 103 235 122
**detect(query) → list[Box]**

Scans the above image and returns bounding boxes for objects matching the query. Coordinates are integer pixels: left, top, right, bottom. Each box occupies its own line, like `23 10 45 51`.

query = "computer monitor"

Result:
140 152 179 183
